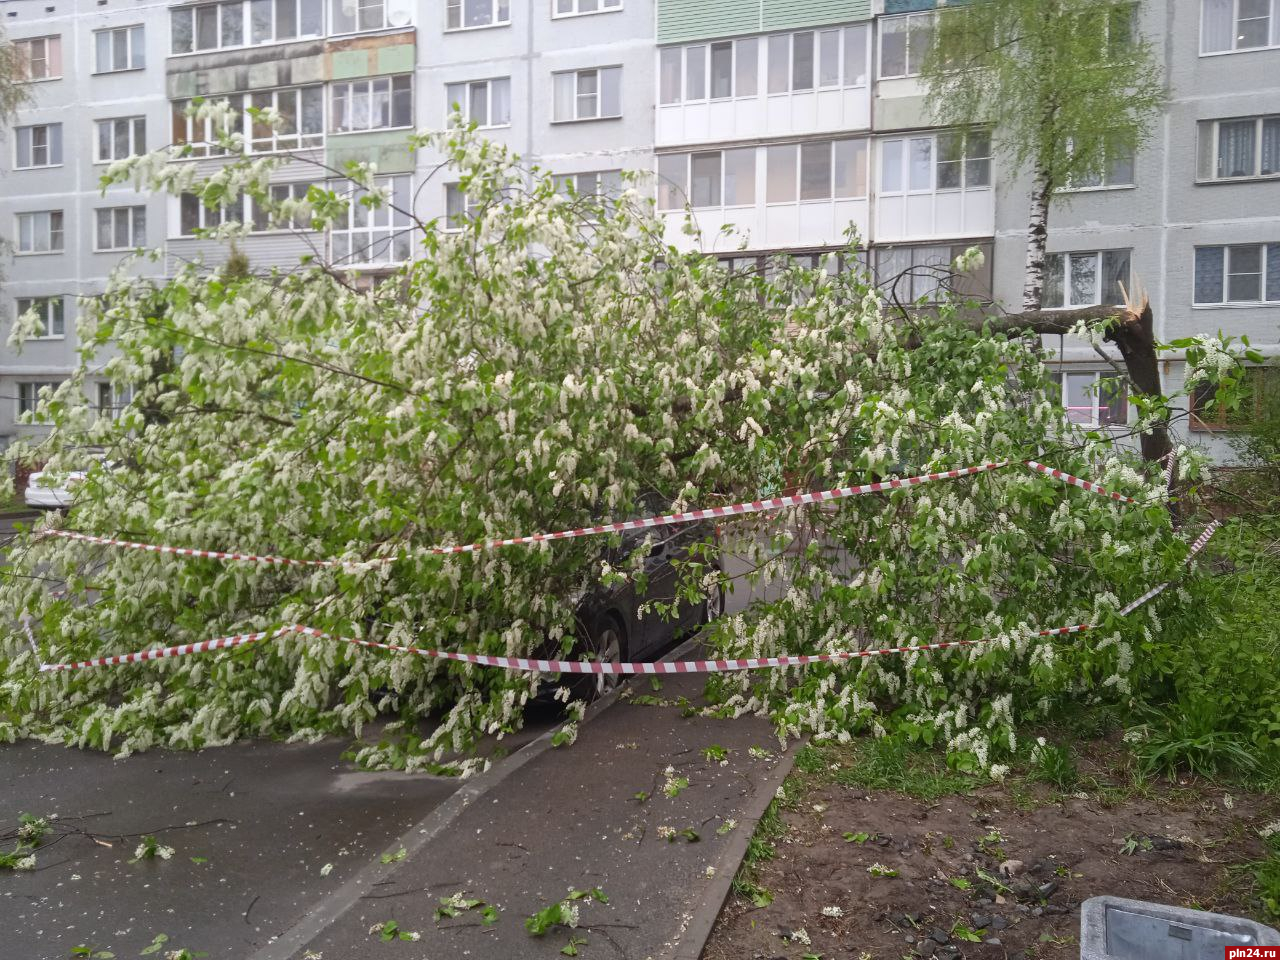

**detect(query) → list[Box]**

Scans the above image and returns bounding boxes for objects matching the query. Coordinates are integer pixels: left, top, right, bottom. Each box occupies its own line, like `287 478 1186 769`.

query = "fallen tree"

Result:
0 119 1235 776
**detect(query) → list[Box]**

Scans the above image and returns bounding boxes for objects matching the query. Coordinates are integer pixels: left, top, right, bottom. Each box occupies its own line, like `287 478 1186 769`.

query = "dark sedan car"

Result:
567 501 725 698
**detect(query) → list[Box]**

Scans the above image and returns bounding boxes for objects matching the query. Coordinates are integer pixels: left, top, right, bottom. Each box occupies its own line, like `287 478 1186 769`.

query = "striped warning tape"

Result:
36 524 1216 675
37 459 1137 570
38 623 1091 675
1117 520 1220 616
1023 460 1136 504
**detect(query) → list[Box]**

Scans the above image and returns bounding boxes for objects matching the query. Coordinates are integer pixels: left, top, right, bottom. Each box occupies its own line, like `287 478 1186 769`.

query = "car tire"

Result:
573 614 628 702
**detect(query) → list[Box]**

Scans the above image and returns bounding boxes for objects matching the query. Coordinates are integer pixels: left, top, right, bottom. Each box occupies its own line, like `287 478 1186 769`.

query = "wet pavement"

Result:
0 737 464 959
272 673 791 960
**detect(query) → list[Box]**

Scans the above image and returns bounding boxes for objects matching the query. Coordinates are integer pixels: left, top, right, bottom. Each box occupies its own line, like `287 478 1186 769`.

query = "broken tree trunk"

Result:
984 301 1172 466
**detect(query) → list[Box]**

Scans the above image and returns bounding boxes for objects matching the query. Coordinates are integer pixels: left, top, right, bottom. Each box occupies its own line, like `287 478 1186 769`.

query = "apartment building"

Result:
0 0 1277 459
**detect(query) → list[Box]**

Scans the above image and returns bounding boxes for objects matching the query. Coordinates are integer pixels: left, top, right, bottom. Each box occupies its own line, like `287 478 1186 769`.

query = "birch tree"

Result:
921 0 1165 310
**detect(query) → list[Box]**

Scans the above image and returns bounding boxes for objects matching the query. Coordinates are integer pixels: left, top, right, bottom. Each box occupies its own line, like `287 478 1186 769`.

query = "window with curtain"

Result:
16 211 65 253
95 117 146 163
1061 372 1128 426
1198 115 1280 179
15 124 62 168
95 206 147 251
875 242 994 303
15 297 65 338
445 77 511 127
14 36 62 80
1201 0 1278 52
1194 243 1280 304
552 67 621 121
94 25 145 72
331 77 410 134
1043 250 1131 309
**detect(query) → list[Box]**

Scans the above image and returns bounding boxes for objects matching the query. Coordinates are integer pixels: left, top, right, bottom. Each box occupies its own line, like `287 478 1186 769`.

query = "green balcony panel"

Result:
376 44 415 75
657 0 870 44
762 0 871 31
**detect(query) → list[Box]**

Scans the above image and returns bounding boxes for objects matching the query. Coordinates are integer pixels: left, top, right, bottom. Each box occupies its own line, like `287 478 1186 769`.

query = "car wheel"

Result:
576 615 627 701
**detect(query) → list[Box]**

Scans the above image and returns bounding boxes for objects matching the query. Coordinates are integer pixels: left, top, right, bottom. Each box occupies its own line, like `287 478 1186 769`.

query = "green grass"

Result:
794 737 975 800
729 799 786 908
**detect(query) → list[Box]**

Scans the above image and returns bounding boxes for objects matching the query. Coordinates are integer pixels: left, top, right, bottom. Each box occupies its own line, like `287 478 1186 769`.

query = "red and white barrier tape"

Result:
36 523 1217 675
37 459 1137 570
1117 520 1219 616
1023 460 1136 504
38 623 1090 675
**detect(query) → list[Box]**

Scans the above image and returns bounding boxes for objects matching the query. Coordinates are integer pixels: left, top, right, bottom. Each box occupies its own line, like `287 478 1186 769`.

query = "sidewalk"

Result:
263 672 793 960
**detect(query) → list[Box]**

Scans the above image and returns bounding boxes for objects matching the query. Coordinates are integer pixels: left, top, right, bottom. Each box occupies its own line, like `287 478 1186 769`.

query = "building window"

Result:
1191 365 1278 430
446 0 510 30
657 148 756 209
15 211 64 254
252 0 325 42
14 36 62 81
95 117 147 163
1064 139 1136 189
553 0 621 16
1044 250 1131 309
331 76 412 133
1194 244 1280 304
250 86 325 149
330 175 412 263
935 131 991 189
15 297 65 338
766 139 868 203
720 249 866 279
558 169 622 198
17 382 61 417
1197 115 1280 181
251 181 318 231
1061 372 1128 427
553 67 621 121
14 124 62 168
445 77 511 127
94 25 145 72
879 12 933 79
178 193 245 236
172 2 241 52
660 25 865 105
1202 0 1279 54
172 95 245 157
881 133 991 194
95 206 147 251
172 0 323 52
444 182 481 230
96 383 134 420
658 139 866 210
874 242 994 303
329 0 389 34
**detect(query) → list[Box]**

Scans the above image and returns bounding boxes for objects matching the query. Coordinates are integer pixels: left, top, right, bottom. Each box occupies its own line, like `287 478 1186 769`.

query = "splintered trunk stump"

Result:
986 303 1171 466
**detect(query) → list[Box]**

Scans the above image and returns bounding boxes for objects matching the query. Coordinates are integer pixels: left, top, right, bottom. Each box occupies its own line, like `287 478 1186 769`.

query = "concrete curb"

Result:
670 738 801 960
249 631 707 960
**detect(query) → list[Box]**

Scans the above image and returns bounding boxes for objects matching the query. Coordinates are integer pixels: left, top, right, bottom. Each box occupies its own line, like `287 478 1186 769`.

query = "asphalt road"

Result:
0 711 567 960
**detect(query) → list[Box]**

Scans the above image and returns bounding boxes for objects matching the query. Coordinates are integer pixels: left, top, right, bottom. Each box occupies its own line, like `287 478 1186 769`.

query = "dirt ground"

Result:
703 748 1279 960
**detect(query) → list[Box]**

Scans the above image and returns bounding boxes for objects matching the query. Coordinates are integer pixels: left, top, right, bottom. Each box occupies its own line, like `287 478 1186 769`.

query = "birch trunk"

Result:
1021 165 1054 311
